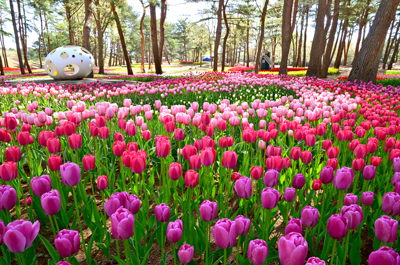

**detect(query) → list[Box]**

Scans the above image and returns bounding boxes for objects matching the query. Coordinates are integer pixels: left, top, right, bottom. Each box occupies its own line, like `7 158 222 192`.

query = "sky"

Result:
3 0 213 49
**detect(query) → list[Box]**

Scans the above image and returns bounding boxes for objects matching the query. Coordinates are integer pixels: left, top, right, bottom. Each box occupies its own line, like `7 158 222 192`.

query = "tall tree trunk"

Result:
16 0 31 73
246 19 250 67
321 0 340 77
139 1 146 73
93 27 98 66
302 5 308 67
330 20 343 63
0 55 4 75
296 10 304 67
221 0 230 72
383 19 399 69
45 13 51 51
111 1 133 75
255 0 269 73
352 1 370 65
38 33 42 68
348 0 400 83
279 0 299 75
83 0 93 77
0 32 8 67
164 43 170 64
158 0 167 62
334 19 348 68
307 0 332 77
66 5 75 45
9 0 25 74
343 28 353 65
213 0 223 71
149 3 162 74
108 42 113 67
388 39 399 70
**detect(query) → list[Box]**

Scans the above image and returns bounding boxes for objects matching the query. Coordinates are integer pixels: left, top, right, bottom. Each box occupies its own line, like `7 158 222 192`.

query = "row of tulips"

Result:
0 72 400 265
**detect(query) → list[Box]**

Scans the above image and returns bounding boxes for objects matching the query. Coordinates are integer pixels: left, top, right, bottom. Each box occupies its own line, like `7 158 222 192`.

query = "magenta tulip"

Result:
111 207 135 239
278 232 308 265
166 219 183 243
55 229 80 257
212 218 237 249
3 220 40 253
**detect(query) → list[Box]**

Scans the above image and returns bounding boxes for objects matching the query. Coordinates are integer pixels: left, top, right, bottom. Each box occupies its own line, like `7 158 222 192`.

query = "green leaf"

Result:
113 255 127 265
38 234 60 262
349 237 362 265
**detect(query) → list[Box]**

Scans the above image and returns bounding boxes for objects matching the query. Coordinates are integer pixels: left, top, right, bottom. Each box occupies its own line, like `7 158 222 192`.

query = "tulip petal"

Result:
4 229 26 253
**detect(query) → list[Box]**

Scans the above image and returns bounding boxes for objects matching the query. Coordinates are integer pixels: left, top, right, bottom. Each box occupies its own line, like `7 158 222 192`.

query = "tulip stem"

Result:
72 187 86 253
48 214 57 238
53 215 60 232
160 222 164 262
224 248 227 265
89 171 95 196
330 239 337 265
18 252 26 265
352 171 361 193
119 157 126 192
116 239 120 259
342 231 351 265
236 236 241 265
124 239 131 265
265 209 270 241
206 222 210 265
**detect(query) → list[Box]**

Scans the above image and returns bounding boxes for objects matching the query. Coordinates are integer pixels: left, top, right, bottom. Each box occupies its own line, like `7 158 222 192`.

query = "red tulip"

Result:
46 138 60 154
142 130 151 141
112 141 126 157
114 133 124 142
126 122 137 136
222 151 238 169
327 147 339 159
97 175 108 190
348 139 360 151
48 155 62 171
0 161 18 181
82 155 95 171
89 124 98 137
327 158 338 170
371 156 382 167
250 166 263 180
354 144 367 159
189 155 201 170
168 163 182 181
301 151 312 164
99 127 110 139
185 170 199 187
202 136 216 148
290 147 301 160
201 112 211 125
283 157 291 168
131 152 146 174
5 116 17 130
174 129 184 141
352 158 365 171
232 172 241 181
322 139 332 151
182 145 197 160
226 137 234 147
17 132 32 146
194 140 203 151
156 138 171 158
312 179 322 191
265 156 283 172
305 134 316 147
68 133 82 149
55 126 64 136
165 121 175 133
5 146 21 162
64 121 76 136
219 137 228 148
38 131 56 147
201 147 217 167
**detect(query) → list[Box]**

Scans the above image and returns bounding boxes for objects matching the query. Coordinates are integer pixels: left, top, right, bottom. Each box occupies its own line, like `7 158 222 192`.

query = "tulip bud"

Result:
178 244 194 264
341 204 363 229
261 187 280 209
248 239 268 265
168 162 182 181
111 207 135 239
327 214 348 239
41 190 61 215
283 187 295 202
301 206 319 227
235 215 251 235
155 203 170 222
292 173 305 189
234 177 252 198
285 218 302 235
97 175 108 190
212 219 237 249
278 232 308 265
82 155 96 171
166 219 183 243
374 215 398 243
31 175 52 197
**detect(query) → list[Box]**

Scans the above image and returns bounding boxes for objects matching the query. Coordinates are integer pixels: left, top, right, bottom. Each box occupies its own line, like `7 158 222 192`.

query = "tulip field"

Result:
1 71 400 265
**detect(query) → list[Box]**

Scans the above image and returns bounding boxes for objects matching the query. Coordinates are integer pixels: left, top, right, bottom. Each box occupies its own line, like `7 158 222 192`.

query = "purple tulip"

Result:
341 204 363 229
395 182 400 195
41 190 61 216
369 246 400 265
111 207 135 239
320 166 334 184
0 220 5 245
305 257 326 265
292 173 305 189
166 219 183 243
234 176 252 198
155 203 170 222
278 232 308 265
235 215 251 235
362 165 376 180
199 200 218 222
178 244 194 264
3 220 40 253
55 229 80 258
30 175 52 197
361 191 374 206
393 157 400 172
56 262 72 265
128 194 141 215
285 218 302 235
392 172 400 186
261 187 280 210
382 192 400 216
0 185 17 210
301 206 319 227
343 193 358 206
374 215 398 243
333 167 354 190
212 218 237 249
248 239 268 265
104 192 130 217
60 162 81 186
327 214 348 239
263 169 279 187
283 187 295 202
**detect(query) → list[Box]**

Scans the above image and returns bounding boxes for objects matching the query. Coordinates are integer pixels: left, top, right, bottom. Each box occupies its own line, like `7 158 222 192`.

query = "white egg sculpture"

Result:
44 45 94 80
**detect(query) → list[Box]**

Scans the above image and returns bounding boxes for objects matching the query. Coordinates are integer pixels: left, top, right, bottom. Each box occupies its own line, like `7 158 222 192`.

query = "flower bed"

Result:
0 72 399 264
